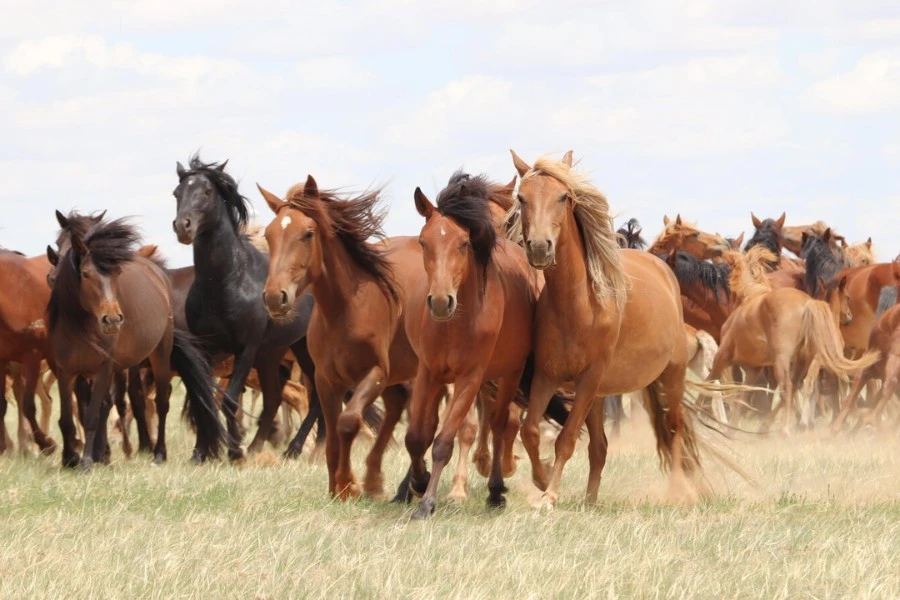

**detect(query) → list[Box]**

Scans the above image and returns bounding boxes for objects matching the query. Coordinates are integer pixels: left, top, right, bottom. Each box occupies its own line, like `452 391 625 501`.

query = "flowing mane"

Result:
507 156 628 310
435 171 497 272
721 246 776 301
180 154 251 231
47 217 141 352
801 233 841 297
657 251 731 302
284 183 397 300
617 218 647 250
240 223 269 254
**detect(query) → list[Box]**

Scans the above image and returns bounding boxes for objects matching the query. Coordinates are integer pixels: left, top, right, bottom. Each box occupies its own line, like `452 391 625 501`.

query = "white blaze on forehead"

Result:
280 216 292 230
440 224 446 236
187 177 195 185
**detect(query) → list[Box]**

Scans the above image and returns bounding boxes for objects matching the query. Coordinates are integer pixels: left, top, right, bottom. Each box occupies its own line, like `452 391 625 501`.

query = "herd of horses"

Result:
1 149 899 518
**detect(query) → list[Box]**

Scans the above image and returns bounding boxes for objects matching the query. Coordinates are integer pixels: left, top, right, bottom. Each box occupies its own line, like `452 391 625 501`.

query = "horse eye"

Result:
559 193 567 203
302 230 315 241
81 271 90 279
517 194 526 205
461 240 470 250
204 188 212 197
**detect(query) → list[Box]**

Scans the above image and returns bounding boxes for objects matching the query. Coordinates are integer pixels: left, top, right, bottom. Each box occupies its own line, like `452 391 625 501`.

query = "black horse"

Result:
172 154 323 461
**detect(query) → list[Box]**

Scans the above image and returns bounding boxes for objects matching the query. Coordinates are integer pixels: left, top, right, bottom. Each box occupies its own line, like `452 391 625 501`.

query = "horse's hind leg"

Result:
604 395 623 438
79 365 113 470
472 390 492 478
38 368 54 434
862 356 900 429
0 362 11 455
148 342 172 465
501 403 522 477
447 400 478 502
584 398 608 505
112 370 132 459
246 351 288 455
832 366 871 433
128 366 153 453
19 354 55 455
363 383 408 499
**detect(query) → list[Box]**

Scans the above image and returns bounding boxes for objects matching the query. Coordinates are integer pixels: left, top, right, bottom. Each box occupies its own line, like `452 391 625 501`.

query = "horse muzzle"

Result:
100 313 124 335
525 239 555 270
263 288 293 320
173 217 195 245
426 293 456 321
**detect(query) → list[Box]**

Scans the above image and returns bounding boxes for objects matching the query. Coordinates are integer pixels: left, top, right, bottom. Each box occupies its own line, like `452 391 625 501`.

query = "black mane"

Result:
182 153 251 231
657 251 731 302
802 234 841 297
616 218 647 250
744 219 782 257
435 171 497 272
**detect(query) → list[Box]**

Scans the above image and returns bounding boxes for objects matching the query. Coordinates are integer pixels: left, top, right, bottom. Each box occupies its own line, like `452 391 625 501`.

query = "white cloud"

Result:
806 52 900 114
295 56 374 90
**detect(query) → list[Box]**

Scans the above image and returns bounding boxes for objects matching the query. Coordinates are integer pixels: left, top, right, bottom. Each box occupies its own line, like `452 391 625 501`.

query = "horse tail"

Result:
642 382 702 477
876 285 898 317
801 301 880 380
516 353 570 427
170 329 226 460
692 330 719 379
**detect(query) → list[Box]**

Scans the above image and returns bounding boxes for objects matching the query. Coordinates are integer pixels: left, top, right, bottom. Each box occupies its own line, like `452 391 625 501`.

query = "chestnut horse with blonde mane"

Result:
508 149 714 507
404 172 540 519
258 176 417 499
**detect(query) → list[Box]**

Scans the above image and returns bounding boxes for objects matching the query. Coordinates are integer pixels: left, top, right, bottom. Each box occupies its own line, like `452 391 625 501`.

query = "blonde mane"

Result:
241 222 269 254
722 246 776 301
506 155 629 311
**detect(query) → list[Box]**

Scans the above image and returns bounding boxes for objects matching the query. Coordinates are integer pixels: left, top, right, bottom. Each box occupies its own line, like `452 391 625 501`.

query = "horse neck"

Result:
309 235 365 323
193 214 249 278
455 255 488 324
541 208 592 307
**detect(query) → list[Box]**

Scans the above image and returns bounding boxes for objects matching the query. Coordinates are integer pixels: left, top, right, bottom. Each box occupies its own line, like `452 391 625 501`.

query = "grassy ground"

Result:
2 391 900 599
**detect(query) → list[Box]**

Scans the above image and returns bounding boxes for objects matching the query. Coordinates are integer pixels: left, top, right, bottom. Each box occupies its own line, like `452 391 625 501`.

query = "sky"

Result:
2 0 899 268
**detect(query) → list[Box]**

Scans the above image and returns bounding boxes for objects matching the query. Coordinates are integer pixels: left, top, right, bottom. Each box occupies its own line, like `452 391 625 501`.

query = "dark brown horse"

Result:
47 216 223 468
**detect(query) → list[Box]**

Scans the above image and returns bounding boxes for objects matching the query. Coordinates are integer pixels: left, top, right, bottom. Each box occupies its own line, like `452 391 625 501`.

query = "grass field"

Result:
2 391 900 599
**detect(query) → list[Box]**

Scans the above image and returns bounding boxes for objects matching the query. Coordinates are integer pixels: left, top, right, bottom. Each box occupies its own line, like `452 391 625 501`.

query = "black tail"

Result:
171 329 226 460
515 353 570 427
876 285 898 317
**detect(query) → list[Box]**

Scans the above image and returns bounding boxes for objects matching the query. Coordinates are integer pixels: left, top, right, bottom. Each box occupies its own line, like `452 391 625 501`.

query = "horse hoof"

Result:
447 488 468 503
153 454 166 466
40 440 58 456
486 494 507 509
410 471 431 498
79 457 94 472
228 448 246 462
282 445 302 460
190 448 204 465
412 499 436 520
62 452 81 469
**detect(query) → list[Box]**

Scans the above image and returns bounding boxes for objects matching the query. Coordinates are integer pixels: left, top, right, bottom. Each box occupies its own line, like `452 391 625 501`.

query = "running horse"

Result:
403 172 541 518
46 216 224 468
258 175 416 499
508 149 711 508
172 155 320 461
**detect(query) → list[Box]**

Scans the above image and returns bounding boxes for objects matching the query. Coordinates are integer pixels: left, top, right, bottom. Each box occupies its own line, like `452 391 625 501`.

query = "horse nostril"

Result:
172 220 177 232
280 290 288 306
426 295 433 310
546 240 553 251
525 240 533 250
116 313 124 324
184 218 192 229
101 315 110 325
447 296 456 312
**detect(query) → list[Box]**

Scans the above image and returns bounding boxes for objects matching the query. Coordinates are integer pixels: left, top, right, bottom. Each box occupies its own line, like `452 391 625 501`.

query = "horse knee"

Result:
336 411 361 439
520 420 541 451
405 428 429 459
432 436 453 465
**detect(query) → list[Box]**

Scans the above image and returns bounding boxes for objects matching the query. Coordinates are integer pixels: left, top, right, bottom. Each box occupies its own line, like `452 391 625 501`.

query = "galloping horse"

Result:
0 249 58 455
172 155 320 461
404 172 540 519
508 150 709 508
258 176 417 499
47 216 223 468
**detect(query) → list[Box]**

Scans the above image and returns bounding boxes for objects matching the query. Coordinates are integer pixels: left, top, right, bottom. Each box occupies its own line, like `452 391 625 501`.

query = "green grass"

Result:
2 391 900 599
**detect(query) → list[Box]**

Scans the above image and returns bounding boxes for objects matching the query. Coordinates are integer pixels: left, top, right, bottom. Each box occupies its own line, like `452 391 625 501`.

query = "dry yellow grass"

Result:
2 390 900 599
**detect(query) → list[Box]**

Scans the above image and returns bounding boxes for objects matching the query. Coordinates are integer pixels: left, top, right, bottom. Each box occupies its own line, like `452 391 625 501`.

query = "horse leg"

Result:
128 366 153 454
501 403 522 477
413 370 486 519
538 373 601 509
111 370 132 459
218 348 258 461
862 356 900 429
832 367 870 433
521 370 562 492
484 372 523 509
55 373 80 468
584 398 608 505
363 383 409 500
284 343 320 459
80 365 113 470
38 368 54 434
0 362 10 455
94 385 113 465
773 359 794 436
403 372 444 505
604 395 622 438
11 366 31 455
245 350 288 455
472 391 492 478
18 354 54 455
146 344 173 465
447 399 478 502
333 365 388 500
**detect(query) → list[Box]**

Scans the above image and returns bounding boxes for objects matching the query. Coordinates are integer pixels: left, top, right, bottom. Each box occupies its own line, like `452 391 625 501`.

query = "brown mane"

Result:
283 184 397 300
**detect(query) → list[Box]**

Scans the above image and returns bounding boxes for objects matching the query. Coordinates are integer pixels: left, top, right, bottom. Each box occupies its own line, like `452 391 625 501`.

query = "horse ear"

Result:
304 175 318 198
663 215 671 226
675 214 683 226
823 228 832 243
734 232 745 248
55 210 68 229
176 161 186 179
95 210 107 223
751 212 762 229
866 237 873 248
510 149 531 178
839 275 848 291
774 212 786 229
801 231 809 247
414 187 435 219
46 245 58 267
71 234 87 257
256 183 284 214
217 159 229 172
504 175 517 192
561 150 573 167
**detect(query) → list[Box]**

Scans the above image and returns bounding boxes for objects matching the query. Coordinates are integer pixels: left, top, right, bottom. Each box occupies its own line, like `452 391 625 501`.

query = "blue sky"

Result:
2 0 899 267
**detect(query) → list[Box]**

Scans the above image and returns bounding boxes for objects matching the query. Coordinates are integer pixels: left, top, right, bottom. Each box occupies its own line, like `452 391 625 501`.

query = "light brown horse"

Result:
706 248 877 432
404 172 539 519
832 304 900 431
508 149 712 508
0 249 58 456
47 216 223 468
648 215 727 260
839 259 900 357
258 177 419 499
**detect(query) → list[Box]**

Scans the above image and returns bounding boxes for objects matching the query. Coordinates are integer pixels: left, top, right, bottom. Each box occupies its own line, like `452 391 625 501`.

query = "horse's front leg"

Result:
80 365 114 470
333 365 388 500
413 369 485 520
403 370 444 505
520 370 561 492
218 346 259 461
246 349 289 455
